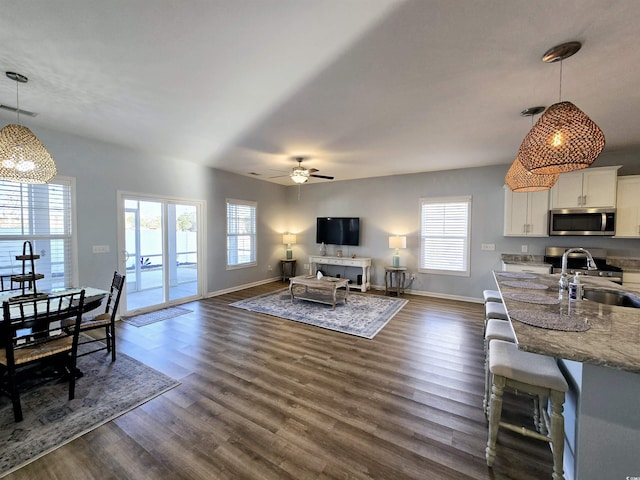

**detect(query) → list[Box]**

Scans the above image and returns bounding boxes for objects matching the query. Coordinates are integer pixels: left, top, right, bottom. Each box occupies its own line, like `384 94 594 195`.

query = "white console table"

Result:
308 255 371 292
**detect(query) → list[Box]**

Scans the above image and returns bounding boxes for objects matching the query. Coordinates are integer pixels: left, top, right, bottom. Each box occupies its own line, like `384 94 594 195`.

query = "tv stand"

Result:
308 255 371 292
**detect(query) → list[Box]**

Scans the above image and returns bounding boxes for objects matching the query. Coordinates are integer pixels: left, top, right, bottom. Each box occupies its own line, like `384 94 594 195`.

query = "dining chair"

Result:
75 271 125 362
0 290 86 422
0 274 21 293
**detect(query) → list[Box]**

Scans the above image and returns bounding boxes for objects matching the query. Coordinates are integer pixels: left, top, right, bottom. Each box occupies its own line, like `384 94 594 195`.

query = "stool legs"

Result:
485 375 505 466
550 390 566 480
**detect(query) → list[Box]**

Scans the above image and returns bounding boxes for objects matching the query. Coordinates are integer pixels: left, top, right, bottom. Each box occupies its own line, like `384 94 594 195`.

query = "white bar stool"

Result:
483 319 516 414
483 289 502 303
486 339 568 480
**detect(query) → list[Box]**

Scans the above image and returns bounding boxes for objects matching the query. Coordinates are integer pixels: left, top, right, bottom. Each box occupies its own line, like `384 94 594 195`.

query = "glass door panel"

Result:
168 203 199 302
120 194 202 315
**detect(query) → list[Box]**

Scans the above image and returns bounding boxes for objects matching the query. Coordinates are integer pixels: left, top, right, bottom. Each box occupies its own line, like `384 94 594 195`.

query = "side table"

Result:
280 259 297 282
385 266 407 296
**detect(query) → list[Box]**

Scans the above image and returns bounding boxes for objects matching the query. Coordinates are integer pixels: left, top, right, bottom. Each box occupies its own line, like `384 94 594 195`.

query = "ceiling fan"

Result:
288 157 334 184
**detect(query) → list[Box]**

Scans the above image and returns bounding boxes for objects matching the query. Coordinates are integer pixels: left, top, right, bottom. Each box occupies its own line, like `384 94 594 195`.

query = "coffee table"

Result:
289 275 350 310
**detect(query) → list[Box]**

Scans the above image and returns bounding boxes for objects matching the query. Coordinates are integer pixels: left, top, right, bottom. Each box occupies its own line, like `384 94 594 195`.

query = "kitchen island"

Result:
493 271 640 480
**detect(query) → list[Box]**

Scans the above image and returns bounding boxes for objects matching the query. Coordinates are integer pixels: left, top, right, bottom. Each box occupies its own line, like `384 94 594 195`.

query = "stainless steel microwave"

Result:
549 208 616 236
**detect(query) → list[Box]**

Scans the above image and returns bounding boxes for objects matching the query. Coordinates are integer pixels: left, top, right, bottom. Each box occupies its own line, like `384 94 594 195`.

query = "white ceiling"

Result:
2 0 640 185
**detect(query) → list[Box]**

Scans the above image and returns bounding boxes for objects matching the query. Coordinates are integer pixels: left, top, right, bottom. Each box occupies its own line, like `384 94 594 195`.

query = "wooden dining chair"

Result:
0 290 85 422
0 274 21 293
76 271 125 362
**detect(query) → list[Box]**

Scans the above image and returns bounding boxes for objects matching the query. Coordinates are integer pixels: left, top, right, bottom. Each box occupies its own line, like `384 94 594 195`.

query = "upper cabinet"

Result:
550 166 620 209
504 188 549 237
614 175 640 238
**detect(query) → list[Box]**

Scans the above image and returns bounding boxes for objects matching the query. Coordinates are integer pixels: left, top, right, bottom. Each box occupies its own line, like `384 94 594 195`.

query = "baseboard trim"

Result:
206 277 281 297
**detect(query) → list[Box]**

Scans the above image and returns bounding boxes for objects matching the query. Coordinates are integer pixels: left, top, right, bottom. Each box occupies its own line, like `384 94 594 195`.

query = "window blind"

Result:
0 178 75 289
420 196 471 276
226 199 257 267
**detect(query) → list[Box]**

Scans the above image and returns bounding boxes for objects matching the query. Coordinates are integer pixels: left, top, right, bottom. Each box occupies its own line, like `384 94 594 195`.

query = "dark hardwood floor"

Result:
7 283 554 479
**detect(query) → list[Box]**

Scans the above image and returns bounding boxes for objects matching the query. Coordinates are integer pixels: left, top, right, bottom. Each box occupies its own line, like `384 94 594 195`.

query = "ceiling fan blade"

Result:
310 174 334 180
308 168 319 173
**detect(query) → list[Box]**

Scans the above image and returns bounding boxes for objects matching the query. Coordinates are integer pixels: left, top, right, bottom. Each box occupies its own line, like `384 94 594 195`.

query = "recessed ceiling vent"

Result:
0 104 38 117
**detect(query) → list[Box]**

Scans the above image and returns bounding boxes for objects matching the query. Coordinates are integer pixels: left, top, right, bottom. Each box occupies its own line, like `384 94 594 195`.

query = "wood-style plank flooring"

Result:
7 283 554 479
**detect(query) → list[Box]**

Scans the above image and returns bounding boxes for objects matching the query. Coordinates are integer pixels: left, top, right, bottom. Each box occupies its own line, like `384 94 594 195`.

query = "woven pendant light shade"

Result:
518 101 605 175
505 157 558 192
0 124 57 184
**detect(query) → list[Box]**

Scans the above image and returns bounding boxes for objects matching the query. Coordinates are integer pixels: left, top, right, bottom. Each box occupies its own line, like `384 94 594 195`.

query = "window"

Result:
0 177 76 289
226 199 256 268
420 196 471 276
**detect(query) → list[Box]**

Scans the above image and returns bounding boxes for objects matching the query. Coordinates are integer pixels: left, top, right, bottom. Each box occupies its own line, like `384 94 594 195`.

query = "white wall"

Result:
283 152 640 300
36 126 288 294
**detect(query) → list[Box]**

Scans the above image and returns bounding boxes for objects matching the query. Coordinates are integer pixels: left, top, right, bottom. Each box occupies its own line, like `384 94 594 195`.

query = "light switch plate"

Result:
92 245 110 254
521 245 528 253
481 243 495 251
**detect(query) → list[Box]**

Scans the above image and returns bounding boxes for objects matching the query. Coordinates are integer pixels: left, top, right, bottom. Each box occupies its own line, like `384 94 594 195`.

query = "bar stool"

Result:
484 301 508 336
483 319 516 414
483 289 502 303
486 339 568 480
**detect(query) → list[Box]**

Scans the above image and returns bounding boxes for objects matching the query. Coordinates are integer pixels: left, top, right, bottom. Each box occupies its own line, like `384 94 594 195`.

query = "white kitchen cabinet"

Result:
550 166 620 209
500 262 551 274
614 175 640 238
503 188 549 236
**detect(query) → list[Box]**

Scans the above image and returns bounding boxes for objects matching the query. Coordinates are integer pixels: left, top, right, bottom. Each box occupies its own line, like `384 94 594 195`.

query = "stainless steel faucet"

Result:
559 248 598 291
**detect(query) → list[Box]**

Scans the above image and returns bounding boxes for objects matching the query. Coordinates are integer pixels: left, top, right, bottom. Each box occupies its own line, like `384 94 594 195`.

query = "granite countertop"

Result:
608 256 640 273
493 271 640 374
500 254 551 267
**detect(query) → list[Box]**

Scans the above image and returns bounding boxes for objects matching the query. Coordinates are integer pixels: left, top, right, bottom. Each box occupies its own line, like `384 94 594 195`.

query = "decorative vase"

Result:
320 242 326 256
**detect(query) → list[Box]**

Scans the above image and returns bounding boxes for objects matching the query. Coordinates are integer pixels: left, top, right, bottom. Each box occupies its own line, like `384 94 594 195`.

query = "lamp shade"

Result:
0 124 57 184
282 234 296 245
517 101 605 175
389 236 406 249
505 157 558 192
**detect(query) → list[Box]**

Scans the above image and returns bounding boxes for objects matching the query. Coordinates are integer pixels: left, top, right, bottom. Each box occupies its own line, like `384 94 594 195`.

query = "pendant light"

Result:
0 72 57 184
505 107 559 192
518 42 605 175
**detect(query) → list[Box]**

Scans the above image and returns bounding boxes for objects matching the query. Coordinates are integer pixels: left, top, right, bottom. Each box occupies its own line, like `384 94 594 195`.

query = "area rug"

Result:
122 305 191 327
230 288 408 339
0 339 180 477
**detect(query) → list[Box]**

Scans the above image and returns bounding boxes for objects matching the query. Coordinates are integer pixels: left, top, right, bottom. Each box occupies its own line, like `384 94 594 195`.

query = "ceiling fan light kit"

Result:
289 157 334 184
517 41 605 175
0 72 57 184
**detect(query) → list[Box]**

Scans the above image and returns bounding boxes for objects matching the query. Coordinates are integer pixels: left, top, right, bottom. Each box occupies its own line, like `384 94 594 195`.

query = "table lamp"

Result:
283 234 296 259
389 235 406 267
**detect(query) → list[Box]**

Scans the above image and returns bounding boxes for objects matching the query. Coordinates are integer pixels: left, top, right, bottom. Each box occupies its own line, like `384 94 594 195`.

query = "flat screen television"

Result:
316 217 360 246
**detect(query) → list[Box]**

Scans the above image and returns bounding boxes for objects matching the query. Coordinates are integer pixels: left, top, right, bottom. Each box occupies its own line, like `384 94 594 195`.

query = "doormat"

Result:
122 306 191 327
230 289 407 339
0 339 180 477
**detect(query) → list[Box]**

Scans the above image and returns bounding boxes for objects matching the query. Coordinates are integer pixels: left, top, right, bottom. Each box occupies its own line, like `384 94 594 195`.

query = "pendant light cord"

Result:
15 78 20 124
558 60 563 103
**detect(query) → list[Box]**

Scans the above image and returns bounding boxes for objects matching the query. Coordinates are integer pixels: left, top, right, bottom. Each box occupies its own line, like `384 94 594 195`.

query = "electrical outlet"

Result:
410 273 415 280
521 245 528 253
481 243 495 251
267 265 272 271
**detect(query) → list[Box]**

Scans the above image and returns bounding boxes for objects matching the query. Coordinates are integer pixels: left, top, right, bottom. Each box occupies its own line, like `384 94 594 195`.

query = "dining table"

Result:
0 286 108 345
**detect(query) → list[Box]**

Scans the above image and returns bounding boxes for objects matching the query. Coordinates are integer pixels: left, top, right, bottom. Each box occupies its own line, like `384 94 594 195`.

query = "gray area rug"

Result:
231 288 408 339
0 339 180 477
122 306 191 327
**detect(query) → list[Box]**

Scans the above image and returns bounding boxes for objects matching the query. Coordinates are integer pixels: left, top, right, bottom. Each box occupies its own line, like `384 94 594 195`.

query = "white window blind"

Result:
420 196 471 276
226 199 256 268
0 178 75 289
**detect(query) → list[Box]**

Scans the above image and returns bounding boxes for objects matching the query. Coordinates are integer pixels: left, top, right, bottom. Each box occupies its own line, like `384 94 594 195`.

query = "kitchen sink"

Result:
582 288 640 308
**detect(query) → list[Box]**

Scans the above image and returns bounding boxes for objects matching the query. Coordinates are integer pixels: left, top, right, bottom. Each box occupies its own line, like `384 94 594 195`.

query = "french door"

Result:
118 192 205 315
